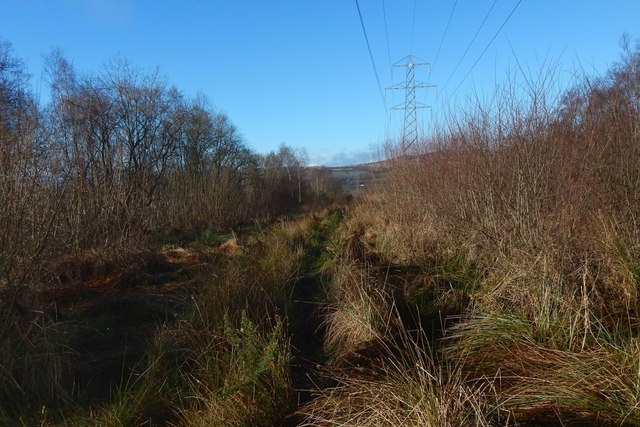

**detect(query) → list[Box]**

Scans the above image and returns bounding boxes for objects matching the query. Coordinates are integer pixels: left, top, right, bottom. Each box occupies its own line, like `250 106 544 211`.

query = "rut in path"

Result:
281 211 343 425
288 275 327 407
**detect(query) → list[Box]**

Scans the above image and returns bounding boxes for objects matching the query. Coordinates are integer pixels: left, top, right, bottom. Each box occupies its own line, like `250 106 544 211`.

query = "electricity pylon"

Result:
386 55 433 154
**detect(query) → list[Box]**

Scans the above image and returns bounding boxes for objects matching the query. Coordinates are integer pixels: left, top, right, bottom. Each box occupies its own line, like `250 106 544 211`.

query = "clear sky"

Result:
1 1 639 165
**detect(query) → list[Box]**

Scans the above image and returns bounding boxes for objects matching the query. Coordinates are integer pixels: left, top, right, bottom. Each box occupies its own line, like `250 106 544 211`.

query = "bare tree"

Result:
0 41 64 288
45 53 183 250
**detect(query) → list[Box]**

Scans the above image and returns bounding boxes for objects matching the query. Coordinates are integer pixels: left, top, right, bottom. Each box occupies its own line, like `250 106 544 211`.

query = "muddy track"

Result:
284 274 328 425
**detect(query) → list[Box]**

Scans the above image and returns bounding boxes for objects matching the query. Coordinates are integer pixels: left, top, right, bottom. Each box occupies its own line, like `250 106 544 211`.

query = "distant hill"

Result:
306 161 389 194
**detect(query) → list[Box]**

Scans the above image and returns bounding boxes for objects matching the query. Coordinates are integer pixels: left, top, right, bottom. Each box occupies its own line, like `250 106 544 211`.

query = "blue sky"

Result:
1 1 639 165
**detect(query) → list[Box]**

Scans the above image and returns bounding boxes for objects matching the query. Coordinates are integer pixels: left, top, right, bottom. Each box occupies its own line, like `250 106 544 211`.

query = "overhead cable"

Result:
441 0 499 93
449 0 524 100
432 0 458 70
355 0 387 114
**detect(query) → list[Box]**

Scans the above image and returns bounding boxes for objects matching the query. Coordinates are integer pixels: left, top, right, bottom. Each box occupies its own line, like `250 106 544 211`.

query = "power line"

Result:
381 0 392 69
410 0 417 54
354 0 387 114
449 0 523 101
381 0 393 126
432 0 458 70
440 0 498 94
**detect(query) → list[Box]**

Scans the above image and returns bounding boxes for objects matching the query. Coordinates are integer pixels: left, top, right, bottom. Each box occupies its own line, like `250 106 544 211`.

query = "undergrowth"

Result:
0 210 341 426
2 37 640 427
296 40 640 426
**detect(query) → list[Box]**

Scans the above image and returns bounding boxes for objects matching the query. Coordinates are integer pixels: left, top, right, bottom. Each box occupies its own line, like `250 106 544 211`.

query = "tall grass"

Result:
322 259 393 360
0 211 320 425
177 312 291 426
92 218 308 425
0 311 76 423
301 316 501 427
445 315 640 425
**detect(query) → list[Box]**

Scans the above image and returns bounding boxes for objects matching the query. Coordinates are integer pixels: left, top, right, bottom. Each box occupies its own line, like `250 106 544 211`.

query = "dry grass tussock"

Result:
301 319 502 427
318 212 406 361
322 259 393 360
351 192 441 266
445 316 640 425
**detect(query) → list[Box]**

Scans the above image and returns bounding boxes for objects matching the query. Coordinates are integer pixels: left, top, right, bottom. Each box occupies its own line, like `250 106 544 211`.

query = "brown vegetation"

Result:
2 33 640 426
0 38 342 425
299 38 640 426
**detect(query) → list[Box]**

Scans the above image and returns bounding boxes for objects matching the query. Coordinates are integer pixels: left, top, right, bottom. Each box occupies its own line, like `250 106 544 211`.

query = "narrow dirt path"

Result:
284 274 327 425
282 210 343 425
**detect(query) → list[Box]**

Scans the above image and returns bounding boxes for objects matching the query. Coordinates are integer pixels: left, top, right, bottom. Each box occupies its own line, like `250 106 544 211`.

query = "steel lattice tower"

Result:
387 55 433 154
